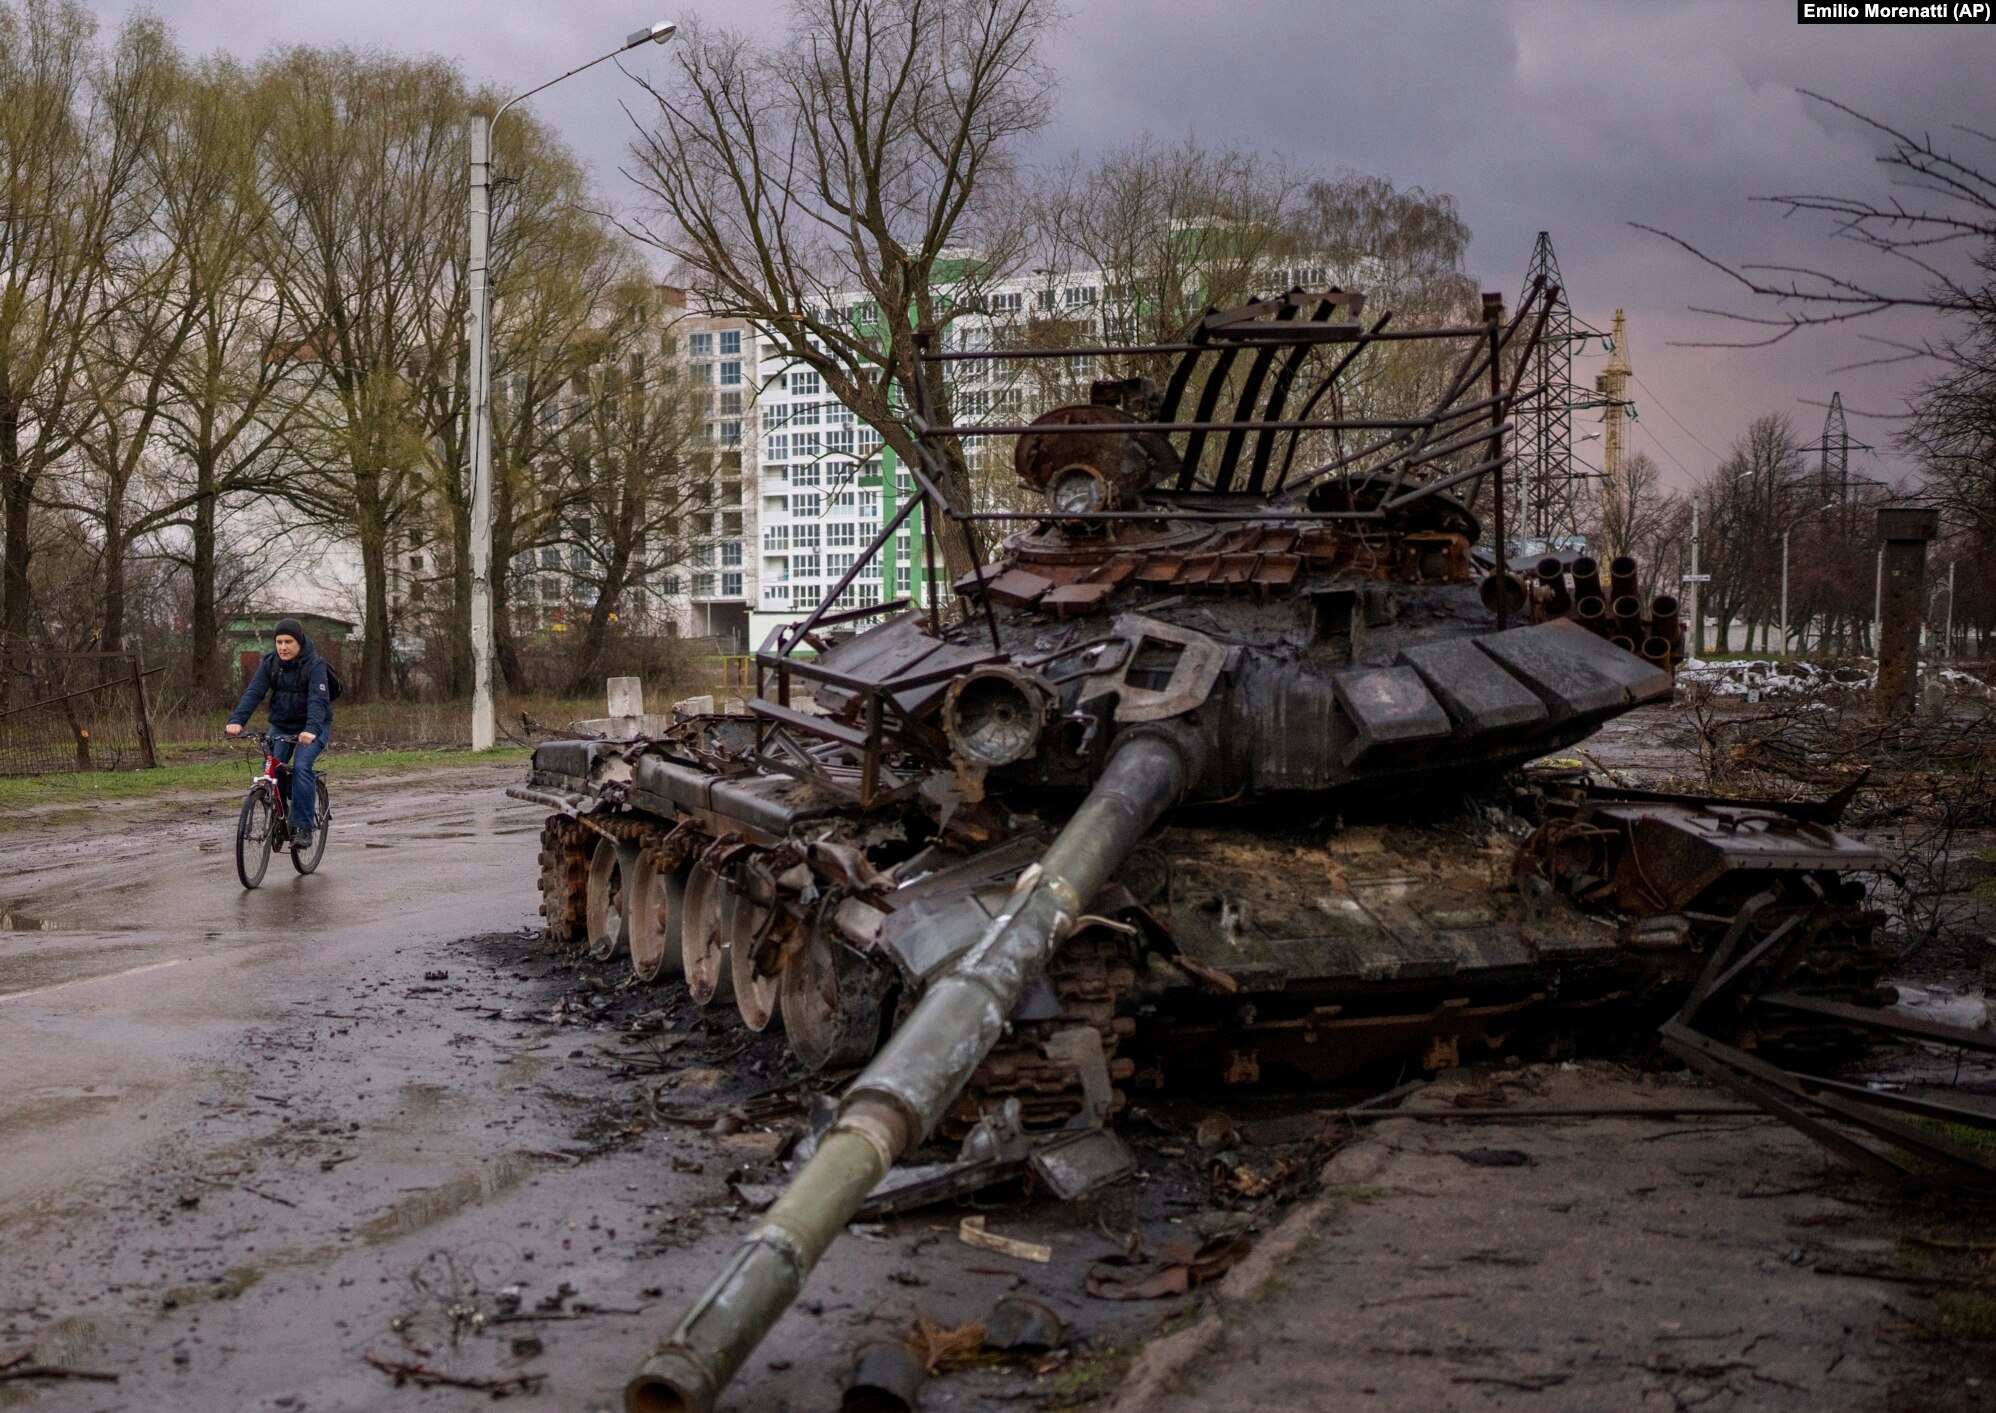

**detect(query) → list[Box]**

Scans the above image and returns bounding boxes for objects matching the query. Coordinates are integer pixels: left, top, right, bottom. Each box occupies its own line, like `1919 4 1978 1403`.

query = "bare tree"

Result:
0 1 169 682
471 112 631 695
153 57 321 696
625 0 1060 580
259 47 472 700
1640 95 1996 639
548 278 712 693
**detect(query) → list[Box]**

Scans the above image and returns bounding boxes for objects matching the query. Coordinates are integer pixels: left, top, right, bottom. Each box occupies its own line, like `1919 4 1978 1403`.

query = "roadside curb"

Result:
1108 1135 1397 1410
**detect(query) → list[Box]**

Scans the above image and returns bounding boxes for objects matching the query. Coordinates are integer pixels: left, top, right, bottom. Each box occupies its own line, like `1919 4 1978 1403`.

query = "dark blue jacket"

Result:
229 637 333 736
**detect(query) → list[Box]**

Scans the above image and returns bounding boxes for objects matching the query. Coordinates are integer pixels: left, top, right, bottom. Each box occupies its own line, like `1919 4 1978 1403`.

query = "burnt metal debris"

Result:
508 283 1964 1413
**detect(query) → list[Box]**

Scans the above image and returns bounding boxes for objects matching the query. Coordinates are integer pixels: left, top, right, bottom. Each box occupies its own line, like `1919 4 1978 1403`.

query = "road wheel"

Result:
628 848 687 983
235 786 275 890
584 833 636 962
537 817 590 948
681 861 733 1005
781 931 892 1071
726 892 782 1033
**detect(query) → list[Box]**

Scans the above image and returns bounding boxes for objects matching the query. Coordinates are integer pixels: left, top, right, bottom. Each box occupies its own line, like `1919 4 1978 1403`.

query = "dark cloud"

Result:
91 0 1994 486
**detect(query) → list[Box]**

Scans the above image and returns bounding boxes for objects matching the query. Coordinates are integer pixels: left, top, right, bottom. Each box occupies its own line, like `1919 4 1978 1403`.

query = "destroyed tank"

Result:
508 285 1895 1412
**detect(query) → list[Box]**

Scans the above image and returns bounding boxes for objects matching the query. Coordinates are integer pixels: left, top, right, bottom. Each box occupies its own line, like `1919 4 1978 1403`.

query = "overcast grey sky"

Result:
91 0 1995 490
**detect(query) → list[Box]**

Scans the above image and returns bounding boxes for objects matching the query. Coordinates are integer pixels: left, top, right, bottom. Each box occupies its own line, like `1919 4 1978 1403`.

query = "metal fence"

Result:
0 652 160 777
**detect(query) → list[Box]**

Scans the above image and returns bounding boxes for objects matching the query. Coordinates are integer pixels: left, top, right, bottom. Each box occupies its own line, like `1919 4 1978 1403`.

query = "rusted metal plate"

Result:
985 568 1055 605
1043 583 1114 617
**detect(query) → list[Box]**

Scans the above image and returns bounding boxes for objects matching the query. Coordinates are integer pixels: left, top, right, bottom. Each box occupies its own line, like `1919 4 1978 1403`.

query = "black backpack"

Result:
262 650 343 704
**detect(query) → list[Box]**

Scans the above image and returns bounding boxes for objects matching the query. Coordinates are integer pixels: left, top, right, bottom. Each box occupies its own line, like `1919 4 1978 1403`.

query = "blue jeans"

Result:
273 733 325 833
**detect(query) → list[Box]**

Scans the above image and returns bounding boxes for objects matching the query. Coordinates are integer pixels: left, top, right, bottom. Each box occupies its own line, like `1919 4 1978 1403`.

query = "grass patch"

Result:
0 746 528 815
1936 1290 1996 1341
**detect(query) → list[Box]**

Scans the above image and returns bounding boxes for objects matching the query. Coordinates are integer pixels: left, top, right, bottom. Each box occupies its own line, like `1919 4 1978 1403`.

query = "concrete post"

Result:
468 114 497 752
607 675 645 739
1874 507 1938 719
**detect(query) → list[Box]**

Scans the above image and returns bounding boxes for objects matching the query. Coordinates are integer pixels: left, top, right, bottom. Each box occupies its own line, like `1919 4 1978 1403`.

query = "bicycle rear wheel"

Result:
291 782 330 875
236 786 276 889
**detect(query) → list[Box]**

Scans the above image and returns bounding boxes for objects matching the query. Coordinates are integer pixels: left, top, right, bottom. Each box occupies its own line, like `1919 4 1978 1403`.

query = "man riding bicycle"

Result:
225 617 332 851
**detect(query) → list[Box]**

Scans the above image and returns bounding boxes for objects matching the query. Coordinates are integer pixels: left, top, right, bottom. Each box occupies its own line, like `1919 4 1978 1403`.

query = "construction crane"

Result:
1594 309 1630 531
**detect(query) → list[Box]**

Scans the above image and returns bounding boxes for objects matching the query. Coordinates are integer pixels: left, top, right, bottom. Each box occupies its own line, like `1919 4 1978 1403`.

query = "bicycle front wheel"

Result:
291 782 330 875
236 786 275 890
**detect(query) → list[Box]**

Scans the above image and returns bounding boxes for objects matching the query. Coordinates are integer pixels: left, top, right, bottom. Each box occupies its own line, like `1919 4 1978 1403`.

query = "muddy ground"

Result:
2 710 1993 1412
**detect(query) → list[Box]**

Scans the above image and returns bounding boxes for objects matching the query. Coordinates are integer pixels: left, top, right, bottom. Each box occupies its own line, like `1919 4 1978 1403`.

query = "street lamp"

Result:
1780 501 1839 656
468 20 677 750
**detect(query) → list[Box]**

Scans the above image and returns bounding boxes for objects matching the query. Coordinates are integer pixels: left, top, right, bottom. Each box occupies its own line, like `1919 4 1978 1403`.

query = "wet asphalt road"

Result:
0 770 1153 1412
3 733 1985 1413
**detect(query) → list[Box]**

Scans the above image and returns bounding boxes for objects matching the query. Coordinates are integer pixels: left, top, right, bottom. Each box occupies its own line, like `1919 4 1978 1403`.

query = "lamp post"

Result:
1779 502 1840 656
468 20 676 750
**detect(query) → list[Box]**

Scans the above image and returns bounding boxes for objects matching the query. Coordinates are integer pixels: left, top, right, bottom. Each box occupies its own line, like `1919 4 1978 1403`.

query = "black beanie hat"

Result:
273 616 305 644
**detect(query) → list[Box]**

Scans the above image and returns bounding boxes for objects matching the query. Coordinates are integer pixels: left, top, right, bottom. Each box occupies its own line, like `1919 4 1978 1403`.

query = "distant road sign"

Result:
1680 574 1712 584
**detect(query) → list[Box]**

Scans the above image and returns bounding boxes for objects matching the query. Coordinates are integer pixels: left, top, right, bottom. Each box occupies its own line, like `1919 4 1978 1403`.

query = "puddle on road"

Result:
357 1151 542 1245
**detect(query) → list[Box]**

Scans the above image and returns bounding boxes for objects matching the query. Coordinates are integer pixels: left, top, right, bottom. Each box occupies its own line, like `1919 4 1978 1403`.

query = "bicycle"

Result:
234 730 332 889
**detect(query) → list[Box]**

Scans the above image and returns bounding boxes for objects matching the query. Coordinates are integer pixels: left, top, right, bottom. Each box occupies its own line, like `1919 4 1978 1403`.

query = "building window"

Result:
847 301 877 324
721 541 743 568
827 552 855 578
1065 284 1098 307
688 332 714 358
1036 287 1056 311
539 546 560 569
719 329 741 355
792 523 821 549
662 574 681 596
720 420 742 445
1298 266 1327 287
793 553 821 578
765 433 788 461
721 571 742 596
859 490 880 518
826 424 854 454
718 390 742 416
792 402 821 427
856 424 881 454
541 575 562 600
790 369 821 396
694 572 716 596
827 521 857 548
764 525 788 551
791 461 820 488
989 291 1022 314
719 360 741 386
958 389 989 418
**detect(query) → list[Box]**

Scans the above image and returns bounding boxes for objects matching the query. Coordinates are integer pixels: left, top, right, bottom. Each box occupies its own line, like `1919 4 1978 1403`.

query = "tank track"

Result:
948 928 1139 1133
538 816 592 947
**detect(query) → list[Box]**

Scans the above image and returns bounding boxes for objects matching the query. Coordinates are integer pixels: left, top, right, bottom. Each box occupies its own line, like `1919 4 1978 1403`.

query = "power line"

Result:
1629 371 1724 464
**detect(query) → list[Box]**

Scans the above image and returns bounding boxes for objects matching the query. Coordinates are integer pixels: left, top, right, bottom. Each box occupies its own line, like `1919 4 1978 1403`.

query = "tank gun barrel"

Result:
626 729 1201 1413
